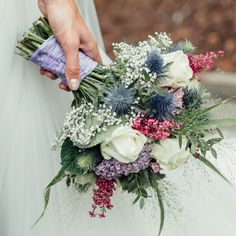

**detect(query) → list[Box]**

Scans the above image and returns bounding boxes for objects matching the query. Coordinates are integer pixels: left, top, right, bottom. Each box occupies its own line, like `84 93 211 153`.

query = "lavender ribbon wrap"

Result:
29 36 98 85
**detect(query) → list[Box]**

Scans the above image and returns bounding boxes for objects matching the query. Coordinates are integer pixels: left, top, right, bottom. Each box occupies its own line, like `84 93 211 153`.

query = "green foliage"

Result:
16 18 108 106
149 171 165 236
120 171 151 204
72 173 96 193
182 87 204 110
16 17 52 60
61 138 102 174
119 168 166 231
73 67 108 105
174 101 230 158
120 169 166 235
32 168 65 227
170 40 196 54
175 99 236 159
199 156 230 184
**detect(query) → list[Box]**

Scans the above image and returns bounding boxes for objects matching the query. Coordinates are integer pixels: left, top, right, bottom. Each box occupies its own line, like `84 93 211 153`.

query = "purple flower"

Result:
95 145 152 180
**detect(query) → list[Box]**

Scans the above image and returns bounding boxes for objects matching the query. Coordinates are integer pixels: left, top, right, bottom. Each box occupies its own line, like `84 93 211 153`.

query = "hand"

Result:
38 0 102 91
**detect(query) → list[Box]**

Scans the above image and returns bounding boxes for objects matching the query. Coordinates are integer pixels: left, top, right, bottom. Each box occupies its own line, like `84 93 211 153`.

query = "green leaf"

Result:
128 179 138 193
206 138 223 147
195 119 236 131
32 168 65 228
155 173 166 180
133 195 141 205
140 188 148 198
216 128 224 138
143 69 150 81
190 143 196 155
178 134 183 148
61 139 83 174
210 148 217 158
120 179 129 191
76 147 101 173
61 138 99 174
150 173 165 236
139 170 152 188
78 125 120 149
199 156 230 184
139 197 145 209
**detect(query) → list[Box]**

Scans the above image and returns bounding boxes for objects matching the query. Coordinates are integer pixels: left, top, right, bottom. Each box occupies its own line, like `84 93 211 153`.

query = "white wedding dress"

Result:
1 1 236 236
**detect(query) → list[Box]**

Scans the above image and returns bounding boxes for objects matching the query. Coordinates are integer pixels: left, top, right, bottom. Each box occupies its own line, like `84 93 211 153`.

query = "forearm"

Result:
38 0 80 17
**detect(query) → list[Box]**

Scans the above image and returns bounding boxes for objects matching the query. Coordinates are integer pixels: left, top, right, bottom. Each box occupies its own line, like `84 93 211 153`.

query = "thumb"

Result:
64 46 80 91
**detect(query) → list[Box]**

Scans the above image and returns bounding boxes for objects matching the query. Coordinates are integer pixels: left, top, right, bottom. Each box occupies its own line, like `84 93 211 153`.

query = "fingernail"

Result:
69 79 80 91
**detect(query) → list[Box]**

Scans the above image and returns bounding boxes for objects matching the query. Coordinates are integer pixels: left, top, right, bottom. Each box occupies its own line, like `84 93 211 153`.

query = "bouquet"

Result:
16 17 236 235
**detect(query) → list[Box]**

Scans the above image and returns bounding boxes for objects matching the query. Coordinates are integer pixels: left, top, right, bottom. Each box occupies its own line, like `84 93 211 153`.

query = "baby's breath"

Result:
53 102 123 148
109 32 173 87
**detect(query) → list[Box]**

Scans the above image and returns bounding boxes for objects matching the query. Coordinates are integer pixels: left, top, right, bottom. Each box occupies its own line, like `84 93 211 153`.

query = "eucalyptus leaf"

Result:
216 128 224 138
210 148 217 159
190 144 196 155
139 197 145 209
133 195 141 205
128 179 138 193
140 188 148 198
155 173 166 180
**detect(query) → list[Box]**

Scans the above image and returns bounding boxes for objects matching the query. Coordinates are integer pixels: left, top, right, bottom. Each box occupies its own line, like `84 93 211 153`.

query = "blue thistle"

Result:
146 50 164 75
104 85 135 116
183 87 203 109
168 40 196 54
147 91 175 120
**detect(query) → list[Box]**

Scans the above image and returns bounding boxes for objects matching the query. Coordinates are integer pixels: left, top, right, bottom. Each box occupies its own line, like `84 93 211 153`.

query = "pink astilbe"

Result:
188 50 224 80
89 178 115 218
132 114 182 141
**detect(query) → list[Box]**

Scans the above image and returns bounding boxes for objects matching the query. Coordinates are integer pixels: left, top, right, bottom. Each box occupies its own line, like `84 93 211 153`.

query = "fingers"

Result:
81 39 102 64
40 68 57 80
40 68 70 92
58 82 70 91
37 0 47 17
63 45 80 91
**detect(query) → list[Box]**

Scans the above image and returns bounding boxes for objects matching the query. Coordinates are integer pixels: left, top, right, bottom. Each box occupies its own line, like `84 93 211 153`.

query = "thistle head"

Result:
103 85 135 116
183 87 203 109
169 40 196 54
147 91 175 120
146 50 164 75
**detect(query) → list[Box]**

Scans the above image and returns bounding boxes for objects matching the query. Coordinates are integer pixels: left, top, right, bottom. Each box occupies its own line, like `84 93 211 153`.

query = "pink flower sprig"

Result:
188 50 224 80
89 178 115 218
132 114 182 140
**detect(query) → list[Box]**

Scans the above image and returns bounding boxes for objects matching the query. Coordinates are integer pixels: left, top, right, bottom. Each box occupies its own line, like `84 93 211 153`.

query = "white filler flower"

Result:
101 126 147 163
160 50 193 88
151 138 190 170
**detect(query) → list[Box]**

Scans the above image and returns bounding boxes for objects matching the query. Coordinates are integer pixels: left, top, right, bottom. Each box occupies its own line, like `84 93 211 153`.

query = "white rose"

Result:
151 138 190 170
100 126 147 163
159 51 193 88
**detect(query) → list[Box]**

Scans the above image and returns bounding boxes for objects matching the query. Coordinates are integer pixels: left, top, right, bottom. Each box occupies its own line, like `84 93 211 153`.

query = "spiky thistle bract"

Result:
103 84 135 116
